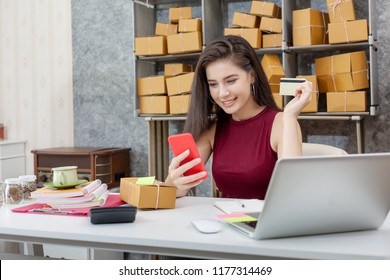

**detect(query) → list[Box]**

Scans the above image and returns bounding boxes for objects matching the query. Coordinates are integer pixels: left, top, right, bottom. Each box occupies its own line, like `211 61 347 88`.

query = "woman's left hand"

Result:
283 80 313 118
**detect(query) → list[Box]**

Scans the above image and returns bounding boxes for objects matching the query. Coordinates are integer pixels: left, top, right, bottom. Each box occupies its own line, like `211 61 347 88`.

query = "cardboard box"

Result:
250 1 281 18
166 72 194 96
164 63 193 77
169 94 191 114
293 8 329 46
139 95 169 114
326 0 356 23
261 54 285 93
260 17 282 34
135 36 167 56
169 7 192 23
120 177 176 209
297 75 319 112
155 22 178 36
167 31 202 54
232 12 259 28
137 75 166 96
328 19 368 44
262 33 282 48
272 93 283 109
315 51 368 92
224 28 262 49
326 91 366 112
178 18 202 33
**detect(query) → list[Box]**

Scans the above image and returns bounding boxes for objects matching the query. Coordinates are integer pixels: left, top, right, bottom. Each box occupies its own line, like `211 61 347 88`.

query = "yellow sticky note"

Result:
136 176 155 185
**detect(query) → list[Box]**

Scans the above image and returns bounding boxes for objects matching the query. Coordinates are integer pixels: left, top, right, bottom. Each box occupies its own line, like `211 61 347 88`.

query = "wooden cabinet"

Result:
31 147 131 189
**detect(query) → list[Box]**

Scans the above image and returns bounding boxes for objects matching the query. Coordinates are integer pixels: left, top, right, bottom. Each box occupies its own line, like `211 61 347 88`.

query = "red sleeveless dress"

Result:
212 108 280 199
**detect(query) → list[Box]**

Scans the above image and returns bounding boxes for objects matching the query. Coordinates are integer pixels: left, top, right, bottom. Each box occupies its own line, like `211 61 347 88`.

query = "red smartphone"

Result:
168 133 208 180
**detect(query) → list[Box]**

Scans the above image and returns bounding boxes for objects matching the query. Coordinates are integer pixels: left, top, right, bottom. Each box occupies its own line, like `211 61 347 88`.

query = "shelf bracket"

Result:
133 0 154 9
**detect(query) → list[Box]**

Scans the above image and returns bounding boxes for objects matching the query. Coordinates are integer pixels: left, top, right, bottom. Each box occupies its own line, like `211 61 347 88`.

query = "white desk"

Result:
1 196 390 260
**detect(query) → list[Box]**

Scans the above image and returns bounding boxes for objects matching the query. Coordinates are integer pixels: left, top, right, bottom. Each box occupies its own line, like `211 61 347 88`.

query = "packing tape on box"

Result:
259 1 267 16
148 37 152 56
270 18 278 33
344 91 347 112
242 13 248 26
148 77 152 94
180 33 185 52
328 0 353 21
155 181 161 209
292 12 327 44
342 21 350 43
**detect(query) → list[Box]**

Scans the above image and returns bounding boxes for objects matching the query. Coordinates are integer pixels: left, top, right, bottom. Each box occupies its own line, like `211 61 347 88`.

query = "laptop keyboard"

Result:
244 220 258 228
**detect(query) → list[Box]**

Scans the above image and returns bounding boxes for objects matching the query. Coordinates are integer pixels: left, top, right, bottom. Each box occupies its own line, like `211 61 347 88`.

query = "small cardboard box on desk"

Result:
120 177 176 209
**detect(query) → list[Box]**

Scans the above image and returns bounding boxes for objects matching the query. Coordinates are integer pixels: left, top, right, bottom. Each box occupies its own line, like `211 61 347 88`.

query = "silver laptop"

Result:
228 153 390 239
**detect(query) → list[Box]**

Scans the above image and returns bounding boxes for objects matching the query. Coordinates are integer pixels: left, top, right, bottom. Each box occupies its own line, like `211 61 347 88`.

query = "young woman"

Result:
165 35 312 199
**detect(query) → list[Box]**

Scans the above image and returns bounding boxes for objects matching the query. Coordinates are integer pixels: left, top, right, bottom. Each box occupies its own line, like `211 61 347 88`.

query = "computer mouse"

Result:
191 219 221 234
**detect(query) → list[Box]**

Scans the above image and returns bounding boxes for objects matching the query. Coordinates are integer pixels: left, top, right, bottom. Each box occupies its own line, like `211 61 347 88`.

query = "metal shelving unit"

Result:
132 0 378 177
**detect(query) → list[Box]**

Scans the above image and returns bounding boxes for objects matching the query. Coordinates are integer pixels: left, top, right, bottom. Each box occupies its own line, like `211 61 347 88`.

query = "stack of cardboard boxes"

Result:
286 0 368 113
224 1 282 49
327 0 368 44
136 6 199 114
261 54 285 109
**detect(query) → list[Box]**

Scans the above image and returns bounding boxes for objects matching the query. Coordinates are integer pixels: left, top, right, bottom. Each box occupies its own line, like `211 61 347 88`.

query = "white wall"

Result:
0 0 73 175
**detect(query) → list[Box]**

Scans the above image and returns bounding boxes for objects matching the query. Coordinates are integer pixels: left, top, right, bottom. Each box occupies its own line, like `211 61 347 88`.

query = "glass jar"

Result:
19 175 37 199
3 178 24 205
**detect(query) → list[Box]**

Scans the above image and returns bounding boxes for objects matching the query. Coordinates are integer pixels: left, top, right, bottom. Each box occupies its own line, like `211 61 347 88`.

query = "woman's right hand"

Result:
165 149 207 196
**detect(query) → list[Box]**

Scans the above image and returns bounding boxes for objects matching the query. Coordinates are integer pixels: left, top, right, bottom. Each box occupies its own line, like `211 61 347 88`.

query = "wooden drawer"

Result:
31 147 131 189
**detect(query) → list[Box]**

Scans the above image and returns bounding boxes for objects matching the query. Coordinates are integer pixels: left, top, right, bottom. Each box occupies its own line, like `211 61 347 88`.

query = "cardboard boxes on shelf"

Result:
250 1 281 18
232 12 260 28
272 93 283 109
259 17 282 34
169 7 192 23
178 18 202 33
166 72 194 96
164 63 193 77
328 19 368 44
315 50 369 93
326 0 356 23
139 95 169 114
167 31 202 54
135 36 167 56
137 76 166 96
120 177 176 209
261 54 285 93
155 22 178 36
224 28 262 49
293 8 329 46
262 33 282 48
326 91 366 112
297 75 319 113
169 94 191 114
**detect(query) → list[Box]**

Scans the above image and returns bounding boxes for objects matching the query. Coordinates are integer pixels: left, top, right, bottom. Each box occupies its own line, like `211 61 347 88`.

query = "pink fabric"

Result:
12 194 125 217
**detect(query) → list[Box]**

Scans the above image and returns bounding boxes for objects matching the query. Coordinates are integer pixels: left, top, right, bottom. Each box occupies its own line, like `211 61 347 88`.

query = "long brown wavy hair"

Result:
184 35 277 141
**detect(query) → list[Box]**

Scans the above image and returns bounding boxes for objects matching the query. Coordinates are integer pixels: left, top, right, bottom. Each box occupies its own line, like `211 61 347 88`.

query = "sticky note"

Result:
136 176 155 185
217 213 257 223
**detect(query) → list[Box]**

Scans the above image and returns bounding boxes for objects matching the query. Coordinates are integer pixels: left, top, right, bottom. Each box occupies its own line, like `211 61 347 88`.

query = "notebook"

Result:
224 153 390 239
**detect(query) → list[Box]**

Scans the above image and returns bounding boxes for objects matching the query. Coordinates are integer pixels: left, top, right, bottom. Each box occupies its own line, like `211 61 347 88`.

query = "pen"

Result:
28 208 73 214
235 199 245 208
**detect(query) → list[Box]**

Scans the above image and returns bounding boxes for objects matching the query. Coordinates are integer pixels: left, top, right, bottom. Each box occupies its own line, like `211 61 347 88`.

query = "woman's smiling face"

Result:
206 59 259 121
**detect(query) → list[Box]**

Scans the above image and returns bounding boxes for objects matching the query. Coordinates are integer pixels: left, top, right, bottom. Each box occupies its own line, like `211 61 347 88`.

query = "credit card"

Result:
279 78 306 96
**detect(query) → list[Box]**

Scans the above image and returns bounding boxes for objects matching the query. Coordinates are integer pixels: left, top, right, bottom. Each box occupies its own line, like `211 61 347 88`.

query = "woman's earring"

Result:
251 83 256 97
